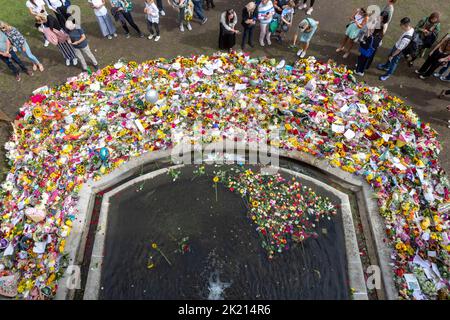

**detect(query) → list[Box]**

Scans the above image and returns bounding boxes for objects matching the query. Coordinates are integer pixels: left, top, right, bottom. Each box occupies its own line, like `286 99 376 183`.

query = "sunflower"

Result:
32 107 43 119
151 243 158 249
76 164 86 176
213 176 219 183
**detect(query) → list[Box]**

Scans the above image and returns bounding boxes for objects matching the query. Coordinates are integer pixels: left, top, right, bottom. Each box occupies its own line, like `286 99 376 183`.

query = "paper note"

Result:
332 124 345 133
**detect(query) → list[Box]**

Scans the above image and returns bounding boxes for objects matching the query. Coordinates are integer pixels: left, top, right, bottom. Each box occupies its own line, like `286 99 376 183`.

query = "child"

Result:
277 0 294 43
170 0 193 32
145 0 160 41
292 16 318 58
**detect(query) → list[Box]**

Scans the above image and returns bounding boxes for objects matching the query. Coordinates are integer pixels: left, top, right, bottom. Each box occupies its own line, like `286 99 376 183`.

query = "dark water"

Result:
100 166 349 300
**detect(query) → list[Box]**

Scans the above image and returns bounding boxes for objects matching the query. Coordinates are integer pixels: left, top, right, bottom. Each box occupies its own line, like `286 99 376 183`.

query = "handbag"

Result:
42 27 59 46
359 36 375 58
53 29 69 43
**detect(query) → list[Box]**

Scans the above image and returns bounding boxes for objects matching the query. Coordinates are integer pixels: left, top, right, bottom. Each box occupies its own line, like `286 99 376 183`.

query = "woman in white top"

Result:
26 0 50 46
44 0 70 27
218 9 239 51
145 0 160 41
89 0 117 39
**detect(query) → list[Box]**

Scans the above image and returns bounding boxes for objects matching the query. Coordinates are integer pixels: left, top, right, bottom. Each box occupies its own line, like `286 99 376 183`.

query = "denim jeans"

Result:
0 50 27 76
241 26 254 48
20 41 41 65
380 47 402 76
192 0 205 20
438 61 450 79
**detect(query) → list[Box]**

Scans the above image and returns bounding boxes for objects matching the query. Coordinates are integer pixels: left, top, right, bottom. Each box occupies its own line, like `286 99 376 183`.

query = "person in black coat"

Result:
241 2 257 50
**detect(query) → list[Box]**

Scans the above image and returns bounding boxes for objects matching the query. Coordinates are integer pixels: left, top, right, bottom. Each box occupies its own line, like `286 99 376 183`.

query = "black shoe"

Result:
248 43 254 48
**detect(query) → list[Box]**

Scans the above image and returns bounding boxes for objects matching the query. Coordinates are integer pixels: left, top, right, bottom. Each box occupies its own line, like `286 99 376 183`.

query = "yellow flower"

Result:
151 243 158 249
252 200 259 208
76 165 86 176
421 218 431 230
213 176 219 183
33 107 43 118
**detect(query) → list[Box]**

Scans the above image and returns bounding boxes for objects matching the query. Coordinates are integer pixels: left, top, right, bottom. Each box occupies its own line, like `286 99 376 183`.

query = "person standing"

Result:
144 0 160 41
416 34 450 79
0 31 32 81
65 20 99 72
377 17 414 81
89 0 117 39
219 9 239 51
36 14 78 66
297 0 315 16
170 0 193 32
110 0 144 38
241 2 257 50
277 0 294 43
407 12 441 66
336 8 368 59
26 0 50 46
380 0 396 35
0 22 44 72
44 0 70 27
192 0 208 25
354 28 383 76
292 16 318 58
257 0 275 47
273 0 288 15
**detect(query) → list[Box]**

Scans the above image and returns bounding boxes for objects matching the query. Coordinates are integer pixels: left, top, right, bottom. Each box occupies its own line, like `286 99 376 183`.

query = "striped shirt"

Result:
258 1 275 24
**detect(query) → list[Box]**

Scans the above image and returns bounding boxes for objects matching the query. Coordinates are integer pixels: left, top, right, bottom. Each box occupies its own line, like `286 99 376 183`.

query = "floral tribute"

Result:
0 51 448 299
217 168 337 258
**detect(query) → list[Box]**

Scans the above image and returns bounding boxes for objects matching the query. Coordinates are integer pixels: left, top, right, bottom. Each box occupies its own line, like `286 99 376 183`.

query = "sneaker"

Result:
180 24 185 32
343 52 350 59
433 72 441 77
260 41 265 47
379 74 390 81
107 35 113 40
73 58 78 66
113 33 118 38
201 17 208 25
440 76 450 82
26 70 33 76
32 64 37 71
125 33 130 39
336 47 344 53
139 33 145 38
267 38 272 46
306 7 313 15
16 74 21 81
160 10 166 16
300 51 306 58
148 34 154 40
44 40 49 47
377 64 388 71
414 70 421 74
38 64 44 72
296 49 303 56
299 4 307 9
187 23 192 31
154 36 160 42
419 75 427 80
65 59 71 66
354 71 365 76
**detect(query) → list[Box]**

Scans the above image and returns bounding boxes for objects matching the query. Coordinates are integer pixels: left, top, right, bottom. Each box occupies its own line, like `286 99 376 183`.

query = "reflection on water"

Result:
99 166 349 300
207 270 231 300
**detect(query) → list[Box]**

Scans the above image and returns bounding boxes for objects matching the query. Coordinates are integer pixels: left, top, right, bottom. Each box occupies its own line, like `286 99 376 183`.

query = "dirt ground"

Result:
0 0 449 173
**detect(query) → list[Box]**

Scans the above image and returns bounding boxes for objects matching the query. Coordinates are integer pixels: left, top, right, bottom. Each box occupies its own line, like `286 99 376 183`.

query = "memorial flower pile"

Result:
217 168 337 258
0 51 448 299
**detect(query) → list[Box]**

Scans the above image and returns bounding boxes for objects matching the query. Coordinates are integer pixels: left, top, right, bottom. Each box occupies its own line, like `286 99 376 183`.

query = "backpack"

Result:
359 36 375 58
402 33 420 57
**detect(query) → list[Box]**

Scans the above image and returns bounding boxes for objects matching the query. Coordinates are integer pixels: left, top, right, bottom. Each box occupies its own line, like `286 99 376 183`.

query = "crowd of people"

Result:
0 0 448 110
